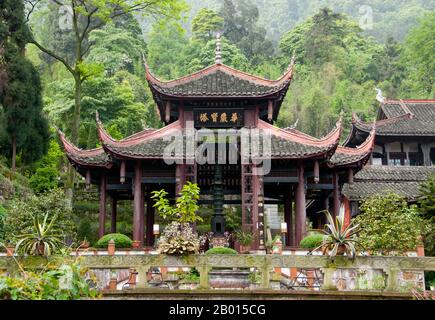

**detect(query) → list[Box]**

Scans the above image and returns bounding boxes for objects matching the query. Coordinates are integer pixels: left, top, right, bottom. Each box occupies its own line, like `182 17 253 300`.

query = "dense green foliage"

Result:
355 193 424 254
205 247 238 255
419 175 435 256
0 0 49 170
3 188 76 244
95 233 133 249
300 234 325 249
0 259 99 300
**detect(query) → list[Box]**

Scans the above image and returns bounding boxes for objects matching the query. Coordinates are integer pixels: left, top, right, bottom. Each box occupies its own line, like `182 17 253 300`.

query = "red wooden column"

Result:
133 160 144 246
283 187 293 246
145 193 155 247
295 163 306 246
111 196 117 233
332 170 340 218
98 171 107 238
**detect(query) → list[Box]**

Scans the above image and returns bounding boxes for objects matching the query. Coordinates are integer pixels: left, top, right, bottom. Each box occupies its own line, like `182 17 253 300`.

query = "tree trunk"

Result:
65 73 82 204
11 135 16 173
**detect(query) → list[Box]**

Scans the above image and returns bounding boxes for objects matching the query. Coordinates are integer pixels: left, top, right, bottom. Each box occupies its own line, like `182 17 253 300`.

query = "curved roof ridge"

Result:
335 126 376 155
98 118 182 148
143 55 294 88
57 128 104 157
257 116 342 147
384 99 435 104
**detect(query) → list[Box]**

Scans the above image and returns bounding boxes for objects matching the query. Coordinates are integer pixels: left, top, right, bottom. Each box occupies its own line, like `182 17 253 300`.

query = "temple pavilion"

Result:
58 39 375 250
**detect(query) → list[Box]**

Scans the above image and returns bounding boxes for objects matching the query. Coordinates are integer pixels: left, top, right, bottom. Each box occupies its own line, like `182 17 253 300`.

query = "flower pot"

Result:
6 246 14 257
80 241 90 249
108 239 115 255
337 245 346 256
37 243 46 256
239 244 251 254
108 278 117 290
132 241 141 249
416 245 425 257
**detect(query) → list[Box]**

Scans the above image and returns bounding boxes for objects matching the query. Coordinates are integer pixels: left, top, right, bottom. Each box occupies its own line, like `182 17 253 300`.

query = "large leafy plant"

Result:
310 208 361 260
15 212 64 256
152 182 203 224
355 193 424 255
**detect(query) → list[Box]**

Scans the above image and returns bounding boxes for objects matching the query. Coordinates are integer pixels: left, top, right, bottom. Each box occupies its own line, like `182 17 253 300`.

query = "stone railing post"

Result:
321 268 337 290
198 264 211 289
260 258 272 289
385 267 400 292
135 265 151 289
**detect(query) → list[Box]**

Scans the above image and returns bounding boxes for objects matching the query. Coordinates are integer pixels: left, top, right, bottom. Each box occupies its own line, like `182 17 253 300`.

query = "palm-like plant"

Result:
15 213 64 256
310 207 362 260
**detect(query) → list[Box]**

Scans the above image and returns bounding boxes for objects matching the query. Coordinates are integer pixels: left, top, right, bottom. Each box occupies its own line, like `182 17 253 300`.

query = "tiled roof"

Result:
57 130 111 168
61 116 375 166
146 63 294 98
342 165 435 201
352 100 435 136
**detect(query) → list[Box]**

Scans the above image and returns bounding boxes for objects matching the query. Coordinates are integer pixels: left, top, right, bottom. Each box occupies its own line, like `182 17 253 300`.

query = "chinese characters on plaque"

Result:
194 109 244 128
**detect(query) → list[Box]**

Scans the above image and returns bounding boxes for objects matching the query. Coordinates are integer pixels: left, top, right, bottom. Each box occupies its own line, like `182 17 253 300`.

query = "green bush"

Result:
196 224 211 234
29 167 59 193
95 233 132 248
205 247 238 255
300 234 325 249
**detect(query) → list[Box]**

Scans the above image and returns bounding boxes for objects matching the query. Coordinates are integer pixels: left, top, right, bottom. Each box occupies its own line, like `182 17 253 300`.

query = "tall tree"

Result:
400 12 435 97
191 8 223 41
0 0 49 172
24 0 185 192
219 0 273 60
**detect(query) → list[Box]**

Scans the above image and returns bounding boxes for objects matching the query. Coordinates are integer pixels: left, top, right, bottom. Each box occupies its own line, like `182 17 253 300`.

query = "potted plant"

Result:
309 209 362 260
79 237 90 249
5 242 15 256
15 212 63 256
151 182 202 255
235 230 253 254
132 240 141 249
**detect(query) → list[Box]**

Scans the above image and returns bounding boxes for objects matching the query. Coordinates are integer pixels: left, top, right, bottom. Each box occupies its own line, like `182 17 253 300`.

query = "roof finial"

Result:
215 32 222 65
375 88 385 104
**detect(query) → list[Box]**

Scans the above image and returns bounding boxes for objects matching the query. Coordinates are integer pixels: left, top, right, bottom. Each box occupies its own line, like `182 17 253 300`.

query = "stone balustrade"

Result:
1 254 434 293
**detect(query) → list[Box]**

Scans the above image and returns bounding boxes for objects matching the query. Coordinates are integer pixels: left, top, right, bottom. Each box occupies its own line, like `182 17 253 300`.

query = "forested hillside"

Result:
162 0 435 43
0 0 433 241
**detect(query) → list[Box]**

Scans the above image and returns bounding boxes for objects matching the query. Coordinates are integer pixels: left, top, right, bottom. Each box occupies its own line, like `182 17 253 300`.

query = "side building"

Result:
343 98 435 216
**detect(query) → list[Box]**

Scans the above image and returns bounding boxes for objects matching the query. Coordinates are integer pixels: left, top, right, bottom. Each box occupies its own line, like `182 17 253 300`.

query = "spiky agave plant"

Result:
15 212 64 256
311 207 362 260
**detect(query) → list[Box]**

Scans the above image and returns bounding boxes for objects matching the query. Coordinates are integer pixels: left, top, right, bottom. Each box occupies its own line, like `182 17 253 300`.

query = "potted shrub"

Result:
309 210 361 260
5 242 15 256
132 241 141 249
15 212 63 256
79 238 90 249
151 182 202 255
235 231 253 254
